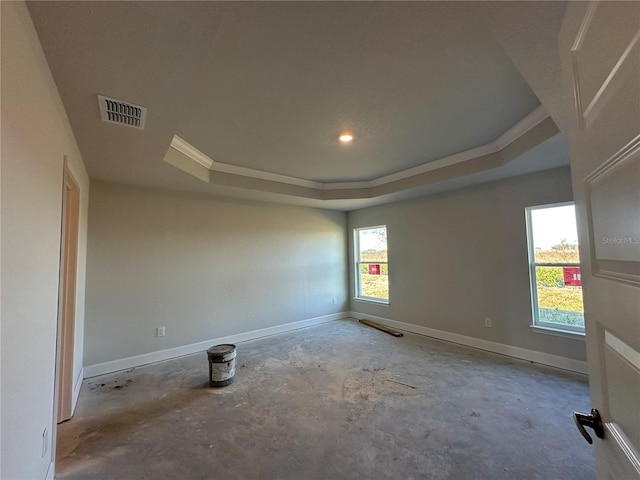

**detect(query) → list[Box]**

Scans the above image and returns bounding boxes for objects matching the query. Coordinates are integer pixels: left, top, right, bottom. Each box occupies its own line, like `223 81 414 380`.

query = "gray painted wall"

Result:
1 2 90 477
0 4 587 477
84 182 348 367
348 167 587 362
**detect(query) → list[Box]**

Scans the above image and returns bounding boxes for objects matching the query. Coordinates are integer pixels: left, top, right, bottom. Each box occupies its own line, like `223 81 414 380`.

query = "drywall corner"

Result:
1 2 90 477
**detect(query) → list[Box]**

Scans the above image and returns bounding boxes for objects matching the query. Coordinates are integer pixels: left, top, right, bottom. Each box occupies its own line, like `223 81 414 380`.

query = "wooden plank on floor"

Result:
358 319 404 337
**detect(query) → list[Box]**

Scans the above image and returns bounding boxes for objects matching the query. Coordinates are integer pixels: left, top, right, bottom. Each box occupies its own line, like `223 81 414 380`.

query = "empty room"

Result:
2 1 639 479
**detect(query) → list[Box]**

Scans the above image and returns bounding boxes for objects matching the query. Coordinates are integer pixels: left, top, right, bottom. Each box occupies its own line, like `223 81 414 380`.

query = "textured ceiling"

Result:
27 1 568 210
179 2 539 182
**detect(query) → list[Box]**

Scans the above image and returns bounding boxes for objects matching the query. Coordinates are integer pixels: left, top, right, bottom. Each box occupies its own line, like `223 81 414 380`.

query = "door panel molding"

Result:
605 330 640 371
570 1 640 130
570 1 598 131
605 422 640 476
582 29 640 129
585 134 640 285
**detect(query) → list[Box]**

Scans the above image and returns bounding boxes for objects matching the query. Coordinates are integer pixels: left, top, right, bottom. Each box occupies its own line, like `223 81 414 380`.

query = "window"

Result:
525 203 585 334
354 226 389 303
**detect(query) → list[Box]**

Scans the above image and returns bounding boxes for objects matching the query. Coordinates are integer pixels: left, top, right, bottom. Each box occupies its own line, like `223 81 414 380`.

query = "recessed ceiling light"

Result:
339 132 354 143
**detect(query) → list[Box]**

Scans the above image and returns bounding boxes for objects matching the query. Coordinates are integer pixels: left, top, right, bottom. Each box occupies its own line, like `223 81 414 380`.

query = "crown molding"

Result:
369 142 500 188
209 159 322 189
494 104 549 150
170 135 214 169
167 106 551 194
170 136 322 189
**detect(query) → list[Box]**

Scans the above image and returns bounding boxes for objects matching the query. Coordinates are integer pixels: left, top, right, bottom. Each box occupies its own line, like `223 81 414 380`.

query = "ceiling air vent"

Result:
98 95 147 129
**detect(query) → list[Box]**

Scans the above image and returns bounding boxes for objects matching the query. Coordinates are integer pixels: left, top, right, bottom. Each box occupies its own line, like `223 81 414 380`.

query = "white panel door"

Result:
560 2 640 478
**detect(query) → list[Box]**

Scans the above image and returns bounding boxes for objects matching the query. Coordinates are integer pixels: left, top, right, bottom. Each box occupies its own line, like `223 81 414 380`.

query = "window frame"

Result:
525 201 585 335
354 225 389 305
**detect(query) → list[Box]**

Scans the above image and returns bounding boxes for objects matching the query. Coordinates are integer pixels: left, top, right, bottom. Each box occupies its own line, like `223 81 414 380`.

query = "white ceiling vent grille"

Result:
98 95 147 129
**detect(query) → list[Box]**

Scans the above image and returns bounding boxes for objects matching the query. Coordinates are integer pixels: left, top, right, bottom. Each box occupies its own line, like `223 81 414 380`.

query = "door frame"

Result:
55 160 80 423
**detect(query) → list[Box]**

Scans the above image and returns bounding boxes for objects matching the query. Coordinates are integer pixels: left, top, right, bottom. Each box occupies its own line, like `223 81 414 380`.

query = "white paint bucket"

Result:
207 344 236 387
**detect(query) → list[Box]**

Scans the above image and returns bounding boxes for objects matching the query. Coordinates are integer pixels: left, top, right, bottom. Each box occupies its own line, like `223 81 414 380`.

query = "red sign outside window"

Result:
563 267 582 286
368 264 381 275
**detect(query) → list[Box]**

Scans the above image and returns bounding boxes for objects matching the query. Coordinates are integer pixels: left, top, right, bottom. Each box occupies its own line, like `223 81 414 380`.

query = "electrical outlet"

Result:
157 326 165 337
484 318 492 328
332 298 336 305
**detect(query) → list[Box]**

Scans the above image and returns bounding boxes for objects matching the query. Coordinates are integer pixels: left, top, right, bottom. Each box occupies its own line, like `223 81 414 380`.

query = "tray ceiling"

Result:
27 1 568 210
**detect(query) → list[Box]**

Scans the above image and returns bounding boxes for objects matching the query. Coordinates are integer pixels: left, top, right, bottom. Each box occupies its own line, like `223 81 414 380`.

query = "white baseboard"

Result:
350 312 588 374
71 368 83 413
84 311 587 378
84 312 348 378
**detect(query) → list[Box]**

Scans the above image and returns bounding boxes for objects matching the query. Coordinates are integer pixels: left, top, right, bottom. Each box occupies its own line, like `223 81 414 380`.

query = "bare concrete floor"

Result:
57 319 595 479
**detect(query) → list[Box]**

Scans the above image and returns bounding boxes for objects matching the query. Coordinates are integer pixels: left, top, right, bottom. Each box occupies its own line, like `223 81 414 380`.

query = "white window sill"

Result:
353 297 389 306
530 324 585 340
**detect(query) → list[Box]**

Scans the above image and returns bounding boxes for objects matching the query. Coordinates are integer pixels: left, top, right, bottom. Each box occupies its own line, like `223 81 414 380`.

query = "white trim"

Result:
170 135 214 169
168 106 550 192
365 143 499 188
211 159 321 189
350 312 589 374
494 105 550 150
530 324 585 340
353 298 390 306
571 1 599 52
170 135 320 188
84 313 348 378
322 180 372 190
45 461 55 480
605 330 640 371
71 367 83 414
